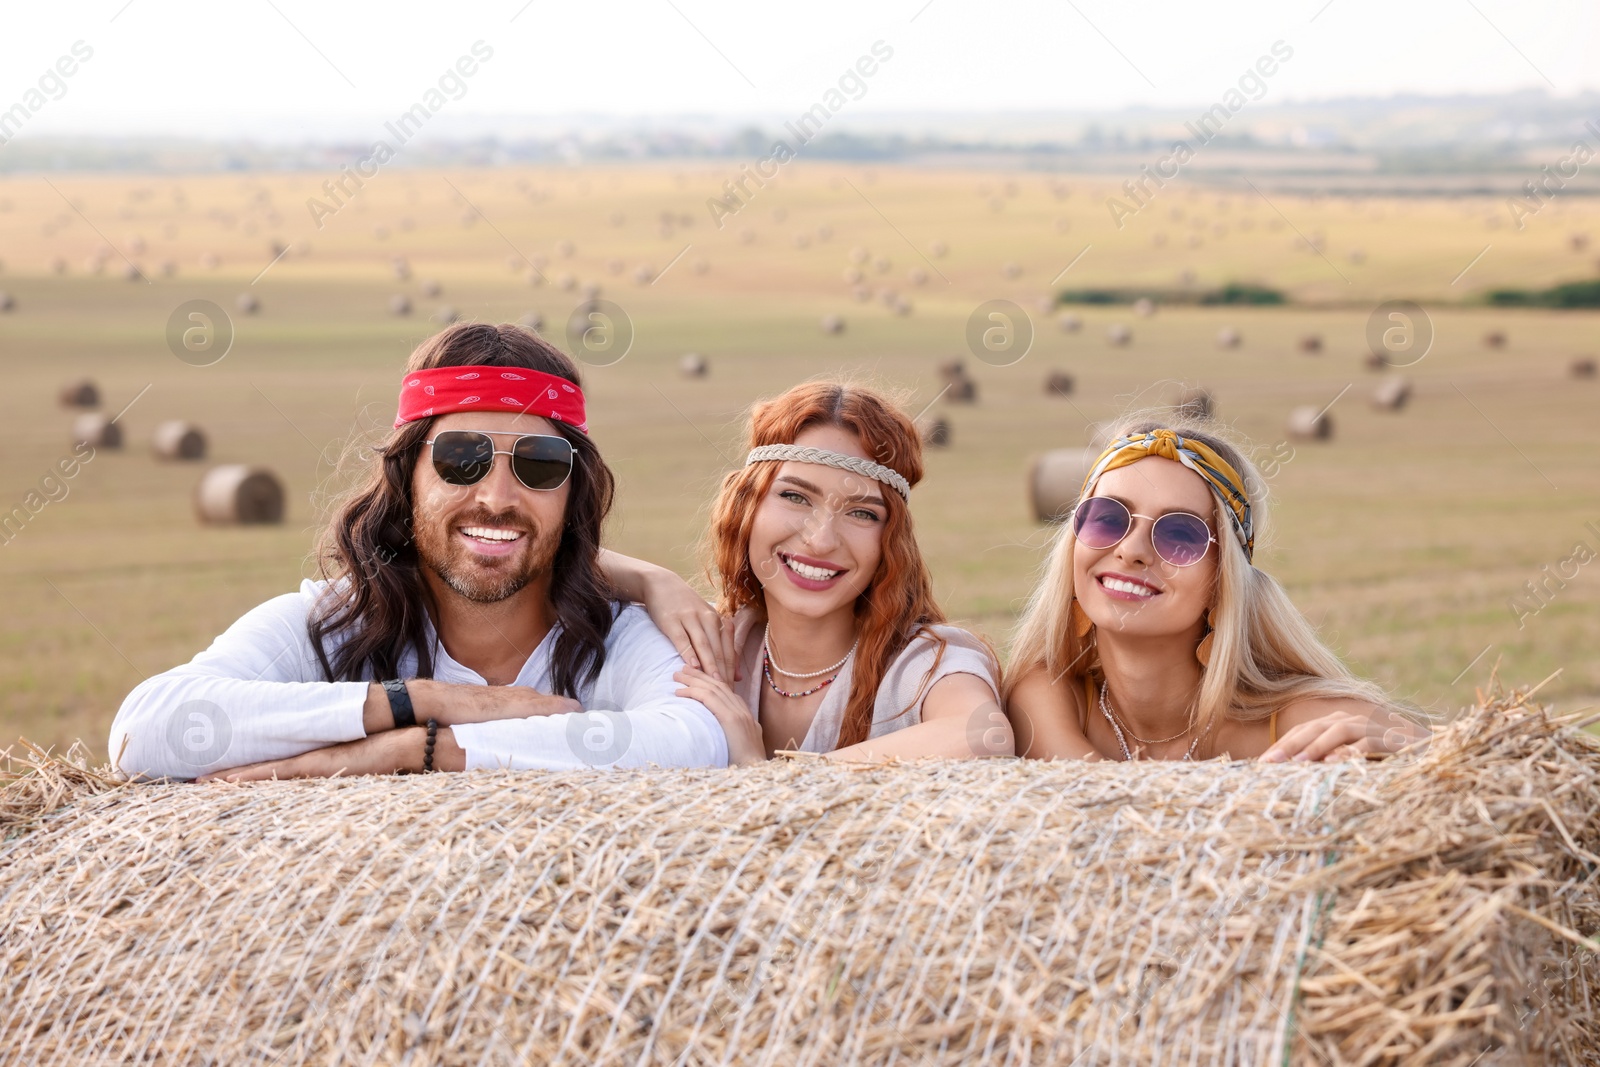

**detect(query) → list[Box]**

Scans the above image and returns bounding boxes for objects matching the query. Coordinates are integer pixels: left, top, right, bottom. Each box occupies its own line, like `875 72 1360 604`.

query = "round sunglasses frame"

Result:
424 430 575 493
1071 495 1218 568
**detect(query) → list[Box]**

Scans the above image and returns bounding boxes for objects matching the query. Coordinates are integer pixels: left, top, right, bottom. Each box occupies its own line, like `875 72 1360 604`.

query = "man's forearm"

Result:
361 679 578 733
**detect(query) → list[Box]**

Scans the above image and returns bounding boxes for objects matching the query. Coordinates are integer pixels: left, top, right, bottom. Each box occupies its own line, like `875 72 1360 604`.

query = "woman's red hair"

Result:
707 380 946 748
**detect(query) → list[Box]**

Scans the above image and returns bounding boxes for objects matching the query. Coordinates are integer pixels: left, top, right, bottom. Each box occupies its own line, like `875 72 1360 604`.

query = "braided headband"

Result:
394 366 588 433
1081 428 1254 560
745 444 911 501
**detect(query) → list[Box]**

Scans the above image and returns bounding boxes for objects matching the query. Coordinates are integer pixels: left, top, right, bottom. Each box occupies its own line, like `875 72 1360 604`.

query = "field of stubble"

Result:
1 162 1596 754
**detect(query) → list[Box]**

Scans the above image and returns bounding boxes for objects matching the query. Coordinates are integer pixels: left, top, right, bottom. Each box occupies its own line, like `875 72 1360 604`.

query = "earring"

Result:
1070 598 1094 640
1196 610 1214 668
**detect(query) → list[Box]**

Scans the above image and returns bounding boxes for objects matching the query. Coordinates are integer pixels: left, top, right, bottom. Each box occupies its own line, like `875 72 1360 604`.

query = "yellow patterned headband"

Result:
1080 429 1255 560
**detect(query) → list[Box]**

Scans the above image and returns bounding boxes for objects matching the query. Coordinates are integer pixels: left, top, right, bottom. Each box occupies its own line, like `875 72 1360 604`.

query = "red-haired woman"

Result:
602 381 1009 764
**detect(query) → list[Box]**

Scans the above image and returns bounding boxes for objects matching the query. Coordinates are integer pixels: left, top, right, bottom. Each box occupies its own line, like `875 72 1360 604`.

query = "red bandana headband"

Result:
393 366 588 433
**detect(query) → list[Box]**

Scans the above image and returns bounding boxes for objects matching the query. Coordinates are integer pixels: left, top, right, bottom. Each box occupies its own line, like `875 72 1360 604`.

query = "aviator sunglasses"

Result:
424 430 574 492
1072 496 1217 568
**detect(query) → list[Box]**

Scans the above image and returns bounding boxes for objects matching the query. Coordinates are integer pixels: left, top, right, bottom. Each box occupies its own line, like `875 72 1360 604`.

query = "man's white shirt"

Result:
109 579 728 779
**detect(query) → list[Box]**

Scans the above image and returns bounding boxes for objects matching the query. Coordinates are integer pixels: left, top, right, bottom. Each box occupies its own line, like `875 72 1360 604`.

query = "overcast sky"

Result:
3 0 1596 140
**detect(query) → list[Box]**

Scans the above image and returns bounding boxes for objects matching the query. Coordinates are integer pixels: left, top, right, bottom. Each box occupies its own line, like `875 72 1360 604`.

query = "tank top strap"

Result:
1270 708 1279 744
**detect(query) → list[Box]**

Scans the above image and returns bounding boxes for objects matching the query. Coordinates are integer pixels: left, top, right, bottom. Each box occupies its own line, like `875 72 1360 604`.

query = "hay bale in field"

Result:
938 359 977 403
1287 404 1333 441
1133 296 1156 317
1299 334 1323 354
518 310 544 331
678 352 708 378
235 293 259 315
921 415 950 447
3 696 1593 1067
71 413 121 450
1044 370 1075 397
1058 311 1082 332
420 279 442 298
194 464 285 524
1175 387 1215 420
1570 357 1597 379
391 257 410 281
1029 446 1098 521
1484 330 1507 349
1107 322 1131 346
388 294 411 316
58 379 99 408
1371 377 1412 411
1217 326 1242 348
820 313 845 335
433 306 460 325
152 420 207 461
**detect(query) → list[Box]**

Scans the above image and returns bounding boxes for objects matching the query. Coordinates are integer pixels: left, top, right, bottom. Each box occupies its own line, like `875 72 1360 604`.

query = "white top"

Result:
733 613 1000 753
109 579 728 780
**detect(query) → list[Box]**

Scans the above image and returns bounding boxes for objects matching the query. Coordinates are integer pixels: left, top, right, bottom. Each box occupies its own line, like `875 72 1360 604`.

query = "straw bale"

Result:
58 379 100 408
1372 377 1413 411
1043 370 1075 397
1029 446 1098 522
194 464 285 524
152 419 207 461
71 412 121 450
1287 405 1333 441
2 694 1595 1066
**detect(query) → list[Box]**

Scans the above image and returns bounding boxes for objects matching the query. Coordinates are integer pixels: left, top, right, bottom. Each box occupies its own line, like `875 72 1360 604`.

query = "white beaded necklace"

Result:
1097 680 1209 762
763 622 857 679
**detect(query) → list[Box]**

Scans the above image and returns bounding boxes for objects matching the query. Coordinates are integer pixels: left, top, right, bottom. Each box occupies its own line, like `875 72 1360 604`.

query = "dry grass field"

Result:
1 163 1597 754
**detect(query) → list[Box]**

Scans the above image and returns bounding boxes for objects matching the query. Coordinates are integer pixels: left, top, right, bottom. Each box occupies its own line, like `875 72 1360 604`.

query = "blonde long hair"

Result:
1003 410 1390 731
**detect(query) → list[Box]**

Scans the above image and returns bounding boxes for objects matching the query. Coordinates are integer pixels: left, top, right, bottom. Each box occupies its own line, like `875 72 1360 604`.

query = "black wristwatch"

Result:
381 678 416 729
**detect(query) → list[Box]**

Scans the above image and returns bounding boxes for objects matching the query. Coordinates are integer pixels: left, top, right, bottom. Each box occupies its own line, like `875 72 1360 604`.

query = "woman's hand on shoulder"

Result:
1259 698 1430 763
602 549 738 682
675 665 766 766
1005 668 1105 761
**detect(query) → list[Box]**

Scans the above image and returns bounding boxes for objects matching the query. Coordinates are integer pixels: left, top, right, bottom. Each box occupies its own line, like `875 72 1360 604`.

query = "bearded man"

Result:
110 323 727 780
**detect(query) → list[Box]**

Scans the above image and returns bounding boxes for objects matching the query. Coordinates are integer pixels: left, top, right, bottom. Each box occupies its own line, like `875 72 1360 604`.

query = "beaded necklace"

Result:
763 623 856 679
762 648 846 698
1097 680 1210 761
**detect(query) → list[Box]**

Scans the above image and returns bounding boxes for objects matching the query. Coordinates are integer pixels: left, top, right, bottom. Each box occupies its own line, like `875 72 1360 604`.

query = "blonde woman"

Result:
1004 415 1426 762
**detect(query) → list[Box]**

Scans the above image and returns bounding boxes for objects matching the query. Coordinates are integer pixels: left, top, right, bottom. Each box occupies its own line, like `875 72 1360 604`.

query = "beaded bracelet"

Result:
423 718 438 773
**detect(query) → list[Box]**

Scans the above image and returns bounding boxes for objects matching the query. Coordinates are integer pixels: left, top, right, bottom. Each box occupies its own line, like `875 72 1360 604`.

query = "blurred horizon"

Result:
4 89 1599 184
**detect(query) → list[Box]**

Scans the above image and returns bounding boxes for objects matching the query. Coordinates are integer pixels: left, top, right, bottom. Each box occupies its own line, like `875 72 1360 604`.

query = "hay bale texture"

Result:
3 697 1596 1066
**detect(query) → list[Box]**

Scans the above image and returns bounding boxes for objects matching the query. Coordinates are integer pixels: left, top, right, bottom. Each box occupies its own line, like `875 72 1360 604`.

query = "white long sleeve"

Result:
109 579 726 779
450 606 729 771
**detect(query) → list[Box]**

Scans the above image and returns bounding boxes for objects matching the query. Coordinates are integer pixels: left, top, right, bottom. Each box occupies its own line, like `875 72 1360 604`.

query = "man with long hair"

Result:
110 323 727 780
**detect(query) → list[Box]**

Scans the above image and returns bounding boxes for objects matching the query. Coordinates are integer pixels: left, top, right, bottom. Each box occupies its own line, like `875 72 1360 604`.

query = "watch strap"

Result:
382 678 416 729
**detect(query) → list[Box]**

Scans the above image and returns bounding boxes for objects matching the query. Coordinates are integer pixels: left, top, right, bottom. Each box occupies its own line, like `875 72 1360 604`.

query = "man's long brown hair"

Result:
707 381 949 748
307 323 617 696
